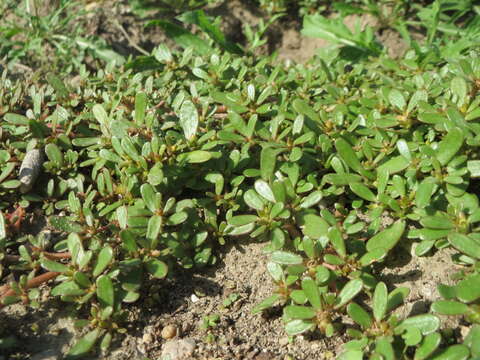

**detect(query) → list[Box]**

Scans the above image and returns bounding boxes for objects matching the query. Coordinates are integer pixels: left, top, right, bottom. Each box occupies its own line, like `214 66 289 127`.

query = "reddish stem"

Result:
0 271 60 309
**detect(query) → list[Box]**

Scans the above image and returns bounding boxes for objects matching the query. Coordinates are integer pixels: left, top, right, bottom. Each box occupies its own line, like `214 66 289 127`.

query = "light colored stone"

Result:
161 338 196 360
279 336 289 346
161 324 177 339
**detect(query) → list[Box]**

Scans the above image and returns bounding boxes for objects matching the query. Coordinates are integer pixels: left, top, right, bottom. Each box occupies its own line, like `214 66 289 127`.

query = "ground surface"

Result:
0 1 455 360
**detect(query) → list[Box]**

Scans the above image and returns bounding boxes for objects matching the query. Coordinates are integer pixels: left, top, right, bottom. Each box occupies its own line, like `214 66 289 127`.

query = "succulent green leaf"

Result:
271 251 303 265
373 282 388 322
414 332 441 360
347 302 372 329
254 180 276 203
431 300 469 315
285 319 315 336
448 233 480 260
252 294 282 314
428 345 469 360
284 305 316 320
40 258 69 273
435 128 464 166
45 143 64 167
96 275 114 308
93 246 113 277
301 277 322 310
144 259 168 279
65 329 100 360
366 221 405 253
243 189 265 211
335 279 363 308
455 273 480 303
396 314 440 335
179 100 198 140
300 214 329 240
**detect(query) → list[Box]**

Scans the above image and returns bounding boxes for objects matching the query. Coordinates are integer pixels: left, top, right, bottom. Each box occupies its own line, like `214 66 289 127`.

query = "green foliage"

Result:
2 0 480 358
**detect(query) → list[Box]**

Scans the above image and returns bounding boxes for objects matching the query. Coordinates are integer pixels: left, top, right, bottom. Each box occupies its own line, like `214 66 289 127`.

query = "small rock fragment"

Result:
161 324 178 339
161 338 195 360
19 149 44 194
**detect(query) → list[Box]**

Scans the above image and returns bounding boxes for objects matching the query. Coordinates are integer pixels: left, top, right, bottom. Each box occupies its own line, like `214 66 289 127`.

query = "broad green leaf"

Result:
252 294 281 314
96 275 114 308
302 277 322 310
389 89 406 110
292 99 321 123
51 281 85 297
244 189 265 211
285 319 315 336
420 215 453 230
328 227 346 258
335 279 363 308
179 150 212 163
299 214 329 240
229 215 258 226
144 259 168 279
116 206 128 230
349 183 376 202
92 103 109 126
148 163 164 186
428 345 469 360
373 282 388 322
451 77 467 107
375 337 395 359
140 184 158 212
93 246 113 277
396 314 440 335
146 215 163 241
45 143 63 167
366 221 405 252
386 287 410 312
431 300 469 315
254 180 276 202
179 100 198 140
435 128 464 166
377 156 409 174
415 181 435 208
180 10 243 54
40 258 69 273
284 305 316 319
448 233 480 259
347 303 372 329
271 251 303 265
147 20 212 55
464 325 480 357
134 92 147 125
455 273 480 302
468 160 480 178
260 147 284 181
65 329 100 359
335 138 373 179
299 191 323 209
414 332 441 360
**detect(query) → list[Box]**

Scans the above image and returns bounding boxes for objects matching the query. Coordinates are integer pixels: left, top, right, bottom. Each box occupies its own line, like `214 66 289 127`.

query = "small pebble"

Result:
142 332 153 344
161 338 196 360
161 324 178 339
279 336 289 346
191 294 200 303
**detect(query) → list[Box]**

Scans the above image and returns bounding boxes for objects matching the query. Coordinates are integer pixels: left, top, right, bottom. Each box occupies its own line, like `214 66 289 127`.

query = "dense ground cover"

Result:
1 1 480 359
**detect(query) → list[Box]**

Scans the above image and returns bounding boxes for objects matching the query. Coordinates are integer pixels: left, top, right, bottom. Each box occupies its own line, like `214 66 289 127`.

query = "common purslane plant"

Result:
1 1 480 359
